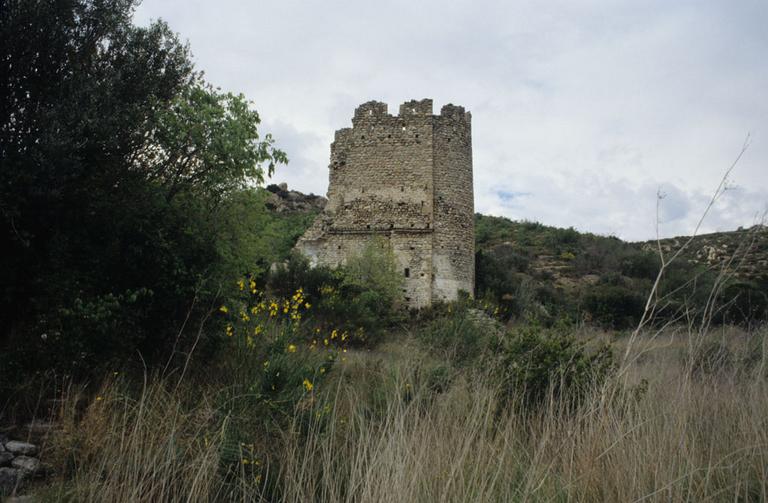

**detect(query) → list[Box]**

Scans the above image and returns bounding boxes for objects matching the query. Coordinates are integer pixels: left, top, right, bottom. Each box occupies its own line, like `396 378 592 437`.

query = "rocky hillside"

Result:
264 183 327 213
639 226 768 282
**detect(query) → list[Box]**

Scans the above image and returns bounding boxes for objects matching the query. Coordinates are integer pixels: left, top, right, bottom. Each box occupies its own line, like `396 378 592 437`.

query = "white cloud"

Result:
134 0 768 240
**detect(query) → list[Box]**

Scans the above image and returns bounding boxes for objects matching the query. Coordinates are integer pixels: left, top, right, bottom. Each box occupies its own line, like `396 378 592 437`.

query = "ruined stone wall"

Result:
296 99 474 308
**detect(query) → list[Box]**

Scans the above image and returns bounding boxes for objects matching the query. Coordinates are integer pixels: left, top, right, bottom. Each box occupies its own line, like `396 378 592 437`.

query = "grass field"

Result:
31 322 767 502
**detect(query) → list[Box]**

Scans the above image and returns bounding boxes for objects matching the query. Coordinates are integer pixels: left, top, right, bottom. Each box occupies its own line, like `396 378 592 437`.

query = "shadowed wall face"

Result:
296 99 474 308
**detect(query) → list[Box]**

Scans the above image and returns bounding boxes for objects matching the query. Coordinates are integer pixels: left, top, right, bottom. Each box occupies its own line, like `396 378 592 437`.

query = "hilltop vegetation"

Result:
475 214 768 328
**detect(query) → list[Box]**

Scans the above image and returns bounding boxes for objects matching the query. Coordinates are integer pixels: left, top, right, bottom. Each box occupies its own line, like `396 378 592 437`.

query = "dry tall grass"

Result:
276 330 768 502
37 327 767 502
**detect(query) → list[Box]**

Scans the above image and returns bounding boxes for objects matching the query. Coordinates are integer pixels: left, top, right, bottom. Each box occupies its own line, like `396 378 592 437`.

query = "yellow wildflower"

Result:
219 305 229 314
225 324 234 337
237 279 245 291
246 335 255 349
303 379 314 392
331 329 338 339
287 344 297 353
254 325 263 335
263 360 270 369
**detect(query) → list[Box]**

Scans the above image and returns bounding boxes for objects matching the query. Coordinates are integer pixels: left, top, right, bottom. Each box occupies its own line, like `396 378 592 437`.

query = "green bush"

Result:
545 227 580 254
418 304 491 366
716 280 768 327
582 283 646 329
620 251 660 280
494 324 614 408
267 238 404 345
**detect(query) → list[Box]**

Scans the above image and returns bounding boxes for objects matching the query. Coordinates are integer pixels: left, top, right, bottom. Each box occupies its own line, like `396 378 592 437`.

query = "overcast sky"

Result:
134 0 767 241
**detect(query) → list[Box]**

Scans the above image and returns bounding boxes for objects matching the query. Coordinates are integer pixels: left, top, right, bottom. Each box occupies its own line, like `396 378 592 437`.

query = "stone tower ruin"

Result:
295 99 474 308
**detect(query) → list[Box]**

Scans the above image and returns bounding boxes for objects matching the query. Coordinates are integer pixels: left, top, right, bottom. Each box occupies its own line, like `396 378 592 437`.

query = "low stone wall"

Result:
0 435 43 497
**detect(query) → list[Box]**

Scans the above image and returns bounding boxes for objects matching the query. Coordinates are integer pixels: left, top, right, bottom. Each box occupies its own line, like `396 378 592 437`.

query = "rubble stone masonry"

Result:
295 99 474 308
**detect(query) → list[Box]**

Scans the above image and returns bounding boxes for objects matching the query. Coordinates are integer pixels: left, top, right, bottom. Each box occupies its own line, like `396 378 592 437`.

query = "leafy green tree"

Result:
145 85 287 204
0 0 286 383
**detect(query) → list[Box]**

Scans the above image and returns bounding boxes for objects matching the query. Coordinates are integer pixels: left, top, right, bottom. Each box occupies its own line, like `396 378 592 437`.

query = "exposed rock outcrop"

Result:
264 183 327 213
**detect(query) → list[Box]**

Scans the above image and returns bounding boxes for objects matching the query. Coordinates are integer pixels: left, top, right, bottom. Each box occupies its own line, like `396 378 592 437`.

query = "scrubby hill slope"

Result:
640 226 768 282
266 187 767 327
475 214 767 326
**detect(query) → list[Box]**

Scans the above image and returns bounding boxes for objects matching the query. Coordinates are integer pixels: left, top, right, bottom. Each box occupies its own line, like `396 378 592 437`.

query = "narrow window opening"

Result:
404 268 410 278
366 224 371 229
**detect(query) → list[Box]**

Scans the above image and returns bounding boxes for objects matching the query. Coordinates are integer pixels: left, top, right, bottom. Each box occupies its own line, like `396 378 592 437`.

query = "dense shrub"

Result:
582 283 646 328
620 251 660 280
214 280 337 425
494 324 614 408
716 280 768 326
267 238 404 345
545 226 580 254
418 304 491 366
